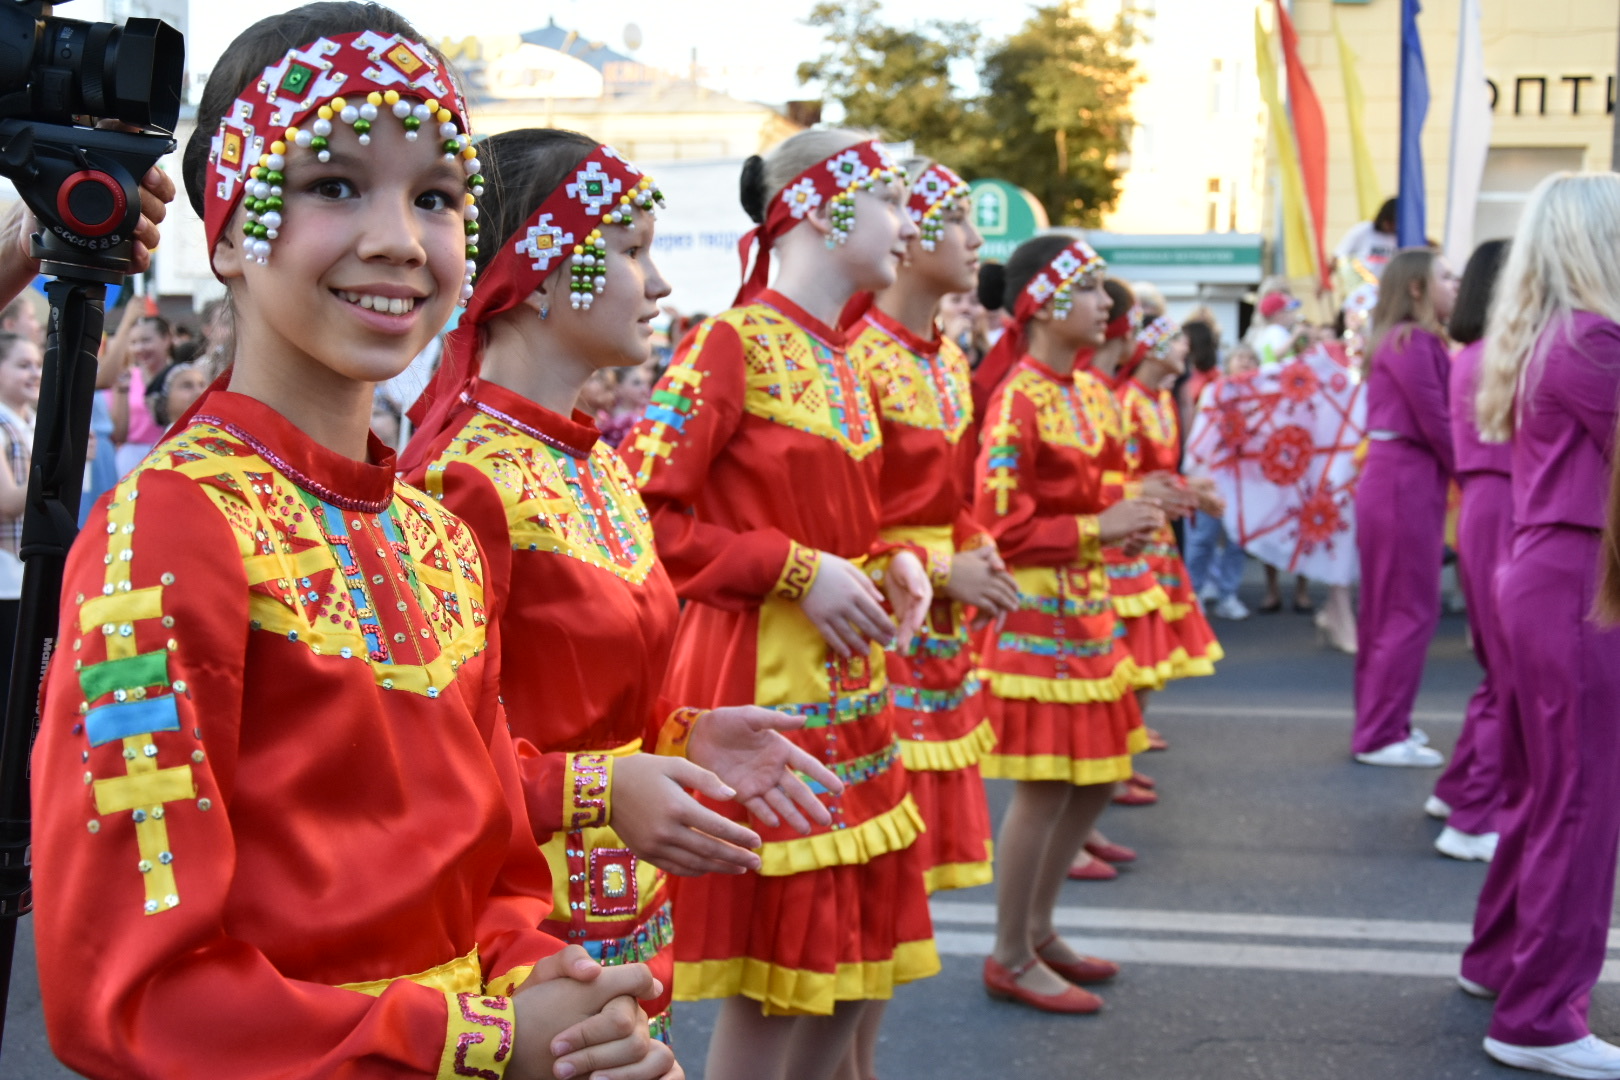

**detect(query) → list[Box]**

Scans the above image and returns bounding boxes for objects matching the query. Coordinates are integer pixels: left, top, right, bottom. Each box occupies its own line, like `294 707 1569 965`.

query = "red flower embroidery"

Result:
1296 486 1346 550
1259 425 1314 486
1218 403 1249 448
1277 361 1321 403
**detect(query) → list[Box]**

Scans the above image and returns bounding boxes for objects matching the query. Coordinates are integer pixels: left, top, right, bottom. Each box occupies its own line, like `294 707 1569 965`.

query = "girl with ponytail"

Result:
972 234 1163 1014
400 128 845 1052
620 131 938 1080
31 6 673 1078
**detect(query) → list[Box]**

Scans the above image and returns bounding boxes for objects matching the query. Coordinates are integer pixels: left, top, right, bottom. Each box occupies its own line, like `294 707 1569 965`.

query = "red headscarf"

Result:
735 139 906 307
837 161 973 331
399 145 663 470
969 239 1108 418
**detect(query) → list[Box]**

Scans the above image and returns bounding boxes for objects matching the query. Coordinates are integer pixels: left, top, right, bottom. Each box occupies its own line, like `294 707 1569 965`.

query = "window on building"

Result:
1474 146 1586 243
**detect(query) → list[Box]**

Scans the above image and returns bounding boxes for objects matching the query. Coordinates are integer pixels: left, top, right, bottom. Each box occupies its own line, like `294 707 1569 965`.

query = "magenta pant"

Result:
1353 439 1449 754
1461 525 1620 1046
1432 472 1511 833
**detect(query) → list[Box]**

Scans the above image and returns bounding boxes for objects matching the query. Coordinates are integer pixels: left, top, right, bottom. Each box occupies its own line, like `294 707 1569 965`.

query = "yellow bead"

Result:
270 140 287 155
331 96 347 110
602 214 612 223
383 90 400 104
620 194 631 204
573 245 585 255
317 105 333 120
437 109 452 123
461 145 477 159
464 192 476 205
425 98 439 112
367 91 383 106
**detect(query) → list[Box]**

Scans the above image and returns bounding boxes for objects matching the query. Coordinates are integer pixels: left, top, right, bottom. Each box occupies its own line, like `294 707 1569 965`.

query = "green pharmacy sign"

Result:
969 179 1049 262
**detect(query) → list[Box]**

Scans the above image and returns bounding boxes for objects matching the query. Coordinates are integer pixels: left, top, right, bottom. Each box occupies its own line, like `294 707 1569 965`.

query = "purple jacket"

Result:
1450 340 1511 478
1367 325 1456 476
1512 311 1620 532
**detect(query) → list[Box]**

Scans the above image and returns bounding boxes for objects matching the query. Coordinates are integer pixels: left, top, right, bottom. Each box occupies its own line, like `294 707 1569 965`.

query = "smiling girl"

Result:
400 128 845 1050
620 130 938 1080
30 7 675 1079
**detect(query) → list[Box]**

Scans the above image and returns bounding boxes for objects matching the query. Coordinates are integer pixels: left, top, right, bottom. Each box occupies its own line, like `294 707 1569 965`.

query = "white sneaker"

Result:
1424 795 1453 820
1457 974 1499 999
1484 1035 1620 1079
1409 728 1430 746
1436 826 1499 862
1355 740 1444 767
1199 582 1221 603
1212 596 1250 621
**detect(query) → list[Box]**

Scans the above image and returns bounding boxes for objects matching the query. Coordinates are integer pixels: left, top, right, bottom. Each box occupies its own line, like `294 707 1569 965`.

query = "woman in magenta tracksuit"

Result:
1351 249 1459 767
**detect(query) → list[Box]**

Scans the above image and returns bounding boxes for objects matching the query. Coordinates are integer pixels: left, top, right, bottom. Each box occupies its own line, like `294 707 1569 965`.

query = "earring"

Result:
539 300 550 320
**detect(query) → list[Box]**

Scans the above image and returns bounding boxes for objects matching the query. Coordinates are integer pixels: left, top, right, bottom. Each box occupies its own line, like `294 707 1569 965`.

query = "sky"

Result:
187 1 1032 104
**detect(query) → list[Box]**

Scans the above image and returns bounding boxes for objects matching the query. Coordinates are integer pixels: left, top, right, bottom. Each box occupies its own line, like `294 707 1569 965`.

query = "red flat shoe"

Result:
983 956 1103 1014
1035 935 1120 984
1131 771 1156 789
1066 855 1119 881
1112 782 1159 807
1084 839 1137 864
1145 727 1169 751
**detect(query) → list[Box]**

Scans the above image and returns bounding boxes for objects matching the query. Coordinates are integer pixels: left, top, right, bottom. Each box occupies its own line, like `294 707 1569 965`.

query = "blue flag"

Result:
1398 0 1429 246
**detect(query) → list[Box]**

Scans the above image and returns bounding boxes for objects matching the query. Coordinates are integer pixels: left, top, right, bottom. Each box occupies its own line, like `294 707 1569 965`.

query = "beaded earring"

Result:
823 149 907 247
911 173 972 253
568 173 664 311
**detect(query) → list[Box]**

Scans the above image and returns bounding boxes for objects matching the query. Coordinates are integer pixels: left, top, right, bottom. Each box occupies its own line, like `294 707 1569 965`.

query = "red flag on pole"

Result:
1274 0 1330 288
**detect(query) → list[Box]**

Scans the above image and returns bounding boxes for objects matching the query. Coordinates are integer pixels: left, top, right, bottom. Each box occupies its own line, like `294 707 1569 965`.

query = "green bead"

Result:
402 116 421 131
465 245 478 257
310 136 328 151
265 196 283 210
443 140 459 154
465 221 479 236
353 119 371 134
266 171 284 184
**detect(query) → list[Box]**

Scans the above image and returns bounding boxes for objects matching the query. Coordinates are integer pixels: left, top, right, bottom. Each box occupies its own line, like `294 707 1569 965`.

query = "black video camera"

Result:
0 0 184 282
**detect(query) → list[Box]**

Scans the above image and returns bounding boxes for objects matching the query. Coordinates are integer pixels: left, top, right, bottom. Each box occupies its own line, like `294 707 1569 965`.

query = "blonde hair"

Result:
1366 247 1443 367
1477 172 1620 442
754 128 873 215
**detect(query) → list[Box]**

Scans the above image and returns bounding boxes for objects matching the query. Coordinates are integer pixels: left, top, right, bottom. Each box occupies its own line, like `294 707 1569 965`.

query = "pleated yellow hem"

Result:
897 719 996 772
1111 584 1170 618
672 938 943 1015
980 726 1149 786
982 658 1140 704
923 847 994 894
756 795 926 877
1165 640 1224 680
1126 657 1174 690
1159 600 1195 621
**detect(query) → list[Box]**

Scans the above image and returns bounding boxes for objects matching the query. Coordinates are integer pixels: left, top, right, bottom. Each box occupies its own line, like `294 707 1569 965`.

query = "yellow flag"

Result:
1333 9 1382 222
1255 12 1316 280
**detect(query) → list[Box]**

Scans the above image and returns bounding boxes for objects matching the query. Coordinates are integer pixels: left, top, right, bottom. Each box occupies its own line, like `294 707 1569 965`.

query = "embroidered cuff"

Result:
655 707 706 758
439 991 516 1080
1077 515 1102 563
564 752 614 831
773 541 821 601
924 546 953 592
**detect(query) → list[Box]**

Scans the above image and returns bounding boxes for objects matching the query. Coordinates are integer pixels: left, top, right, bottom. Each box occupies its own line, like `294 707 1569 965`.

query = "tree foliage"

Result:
798 1 1140 227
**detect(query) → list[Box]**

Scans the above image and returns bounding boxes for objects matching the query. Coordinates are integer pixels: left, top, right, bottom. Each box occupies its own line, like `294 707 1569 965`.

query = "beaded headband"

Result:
402 144 662 461
907 163 971 252
1135 314 1180 362
204 30 482 299
1012 240 1107 324
735 138 907 306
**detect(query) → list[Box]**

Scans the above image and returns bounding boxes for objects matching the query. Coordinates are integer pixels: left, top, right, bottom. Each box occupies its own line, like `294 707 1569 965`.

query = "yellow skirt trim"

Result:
923 846 995 895
897 718 996 772
757 795 926 877
673 938 942 1015
982 658 1140 704
1165 640 1224 681
1111 583 1171 618
1159 600 1195 621
980 727 1149 786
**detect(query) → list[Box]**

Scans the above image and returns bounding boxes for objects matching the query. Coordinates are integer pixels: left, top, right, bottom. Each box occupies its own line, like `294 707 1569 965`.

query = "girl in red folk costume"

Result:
30 8 678 1080
1113 317 1224 681
840 159 1020 1080
400 129 846 1047
971 235 1164 1014
618 131 938 1080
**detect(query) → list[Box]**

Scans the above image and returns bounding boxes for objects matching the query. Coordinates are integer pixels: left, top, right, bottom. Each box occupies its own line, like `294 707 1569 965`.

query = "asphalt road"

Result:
4 575 1603 1079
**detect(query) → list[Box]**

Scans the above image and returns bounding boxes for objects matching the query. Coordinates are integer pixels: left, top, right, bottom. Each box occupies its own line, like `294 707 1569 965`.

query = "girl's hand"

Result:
798 552 894 658
1098 500 1165 545
1139 472 1196 518
881 549 932 648
1187 476 1226 517
688 706 845 834
547 997 678 1080
510 961 663 1080
944 546 1020 617
611 754 762 876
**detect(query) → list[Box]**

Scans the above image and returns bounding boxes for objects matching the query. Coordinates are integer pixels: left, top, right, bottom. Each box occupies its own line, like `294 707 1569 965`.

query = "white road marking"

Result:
1147 703 1461 723
929 901 1474 945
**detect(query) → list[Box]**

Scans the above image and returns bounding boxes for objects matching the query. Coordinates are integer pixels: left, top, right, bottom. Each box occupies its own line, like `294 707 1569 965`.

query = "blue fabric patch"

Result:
85 695 180 748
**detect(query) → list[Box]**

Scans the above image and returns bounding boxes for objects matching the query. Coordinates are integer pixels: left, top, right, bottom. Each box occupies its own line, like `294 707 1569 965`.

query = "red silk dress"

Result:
406 378 686 1036
974 358 1147 784
1116 377 1223 678
848 306 995 894
621 290 939 1016
31 392 563 1080
1084 367 1175 687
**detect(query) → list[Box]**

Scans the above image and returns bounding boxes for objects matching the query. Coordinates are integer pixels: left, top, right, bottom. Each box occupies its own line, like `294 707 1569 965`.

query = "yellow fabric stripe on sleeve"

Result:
437 990 516 1079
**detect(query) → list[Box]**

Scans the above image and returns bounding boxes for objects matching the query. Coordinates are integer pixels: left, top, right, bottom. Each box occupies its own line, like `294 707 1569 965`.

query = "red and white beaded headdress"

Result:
907 163 971 252
204 30 482 298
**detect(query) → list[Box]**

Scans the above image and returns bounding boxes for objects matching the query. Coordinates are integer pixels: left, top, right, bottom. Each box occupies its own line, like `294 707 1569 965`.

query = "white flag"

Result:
1444 0 1492 268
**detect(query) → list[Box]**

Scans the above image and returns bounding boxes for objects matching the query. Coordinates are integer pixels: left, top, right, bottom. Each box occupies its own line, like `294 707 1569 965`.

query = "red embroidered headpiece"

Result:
1104 302 1141 342
401 145 663 463
908 163 971 252
204 30 480 293
1011 240 1107 324
735 139 907 306
1118 313 1180 385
